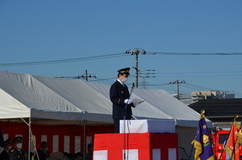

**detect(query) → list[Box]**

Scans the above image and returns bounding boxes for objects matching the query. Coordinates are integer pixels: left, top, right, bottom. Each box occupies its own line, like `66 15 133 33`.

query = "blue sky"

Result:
0 0 242 98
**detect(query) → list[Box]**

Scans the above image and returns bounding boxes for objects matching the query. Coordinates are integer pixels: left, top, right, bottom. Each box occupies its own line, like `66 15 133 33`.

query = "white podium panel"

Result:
120 119 176 133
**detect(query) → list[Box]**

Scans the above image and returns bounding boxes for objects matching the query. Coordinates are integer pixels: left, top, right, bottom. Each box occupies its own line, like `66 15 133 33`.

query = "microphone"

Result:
132 83 135 88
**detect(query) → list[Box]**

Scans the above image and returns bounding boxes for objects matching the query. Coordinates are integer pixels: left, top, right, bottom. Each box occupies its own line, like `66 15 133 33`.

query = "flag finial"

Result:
234 114 239 122
200 110 205 118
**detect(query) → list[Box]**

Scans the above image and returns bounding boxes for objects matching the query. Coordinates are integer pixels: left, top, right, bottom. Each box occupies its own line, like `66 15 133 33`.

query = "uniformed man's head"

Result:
117 68 130 83
87 143 93 152
1 139 12 151
13 136 23 149
41 141 48 151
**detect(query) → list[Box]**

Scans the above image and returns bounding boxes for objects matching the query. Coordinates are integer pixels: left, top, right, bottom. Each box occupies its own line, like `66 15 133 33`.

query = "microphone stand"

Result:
179 147 189 160
123 83 135 160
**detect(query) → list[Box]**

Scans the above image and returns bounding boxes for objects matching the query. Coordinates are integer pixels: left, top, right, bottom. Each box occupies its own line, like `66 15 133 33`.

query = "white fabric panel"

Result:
86 81 213 127
152 149 161 160
93 150 107 160
123 149 138 160
64 136 70 153
120 119 175 133
3 134 8 140
53 135 59 153
86 136 92 144
15 135 23 139
0 71 214 160
0 71 212 127
0 134 8 153
168 148 176 160
41 135 47 142
86 136 92 153
75 136 81 154
0 89 30 118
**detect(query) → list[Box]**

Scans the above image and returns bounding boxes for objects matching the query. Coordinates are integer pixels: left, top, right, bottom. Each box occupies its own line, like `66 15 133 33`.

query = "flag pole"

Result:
217 116 238 160
189 110 206 160
192 109 215 160
231 115 239 160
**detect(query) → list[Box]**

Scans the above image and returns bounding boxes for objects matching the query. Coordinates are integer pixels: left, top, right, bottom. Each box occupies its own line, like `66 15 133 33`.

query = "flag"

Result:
192 117 215 160
225 121 240 160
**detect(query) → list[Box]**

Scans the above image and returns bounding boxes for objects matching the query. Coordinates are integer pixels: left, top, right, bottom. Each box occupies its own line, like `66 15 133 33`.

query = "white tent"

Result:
0 71 212 159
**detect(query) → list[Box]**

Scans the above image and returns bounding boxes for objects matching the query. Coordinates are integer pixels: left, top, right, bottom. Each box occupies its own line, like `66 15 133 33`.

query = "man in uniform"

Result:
0 139 12 160
10 136 27 160
109 67 135 133
36 141 50 160
85 143 93 160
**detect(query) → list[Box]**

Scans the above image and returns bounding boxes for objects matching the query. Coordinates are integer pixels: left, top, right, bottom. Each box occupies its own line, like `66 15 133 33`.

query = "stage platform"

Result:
93 132 178 160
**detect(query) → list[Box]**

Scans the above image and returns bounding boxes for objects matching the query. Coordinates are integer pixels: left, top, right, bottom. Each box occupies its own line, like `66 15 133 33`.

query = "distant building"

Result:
191 90 234 103
189 98 242 129
171 90 235 105
174 94 193 105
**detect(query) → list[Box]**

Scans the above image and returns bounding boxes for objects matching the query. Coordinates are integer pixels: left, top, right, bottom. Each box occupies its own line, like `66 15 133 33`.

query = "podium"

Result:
119 119 176 133
93 120 178 160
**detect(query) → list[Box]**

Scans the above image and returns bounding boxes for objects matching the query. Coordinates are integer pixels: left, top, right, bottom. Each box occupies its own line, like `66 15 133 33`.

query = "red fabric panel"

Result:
94 132 178 160
0 122 29 151
150 133 178 160
1 122 178 160
59 135 64 152
47 135 53 153
0 121 114 154
69 135 74 154
94 133 151 160
35 134 41 150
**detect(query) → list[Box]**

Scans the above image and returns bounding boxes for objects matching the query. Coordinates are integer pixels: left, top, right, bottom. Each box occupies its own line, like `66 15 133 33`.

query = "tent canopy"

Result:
0 71 210 127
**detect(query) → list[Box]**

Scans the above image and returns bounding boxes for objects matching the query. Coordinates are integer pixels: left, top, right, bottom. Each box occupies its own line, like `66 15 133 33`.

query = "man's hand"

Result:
124 99 133 104
130 103 135 108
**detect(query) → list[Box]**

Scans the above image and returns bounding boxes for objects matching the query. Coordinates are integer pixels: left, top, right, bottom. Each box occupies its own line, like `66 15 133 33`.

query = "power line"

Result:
125 48 242 88
146 52 242 55
183 83 216 91
55 70 97 81
154 67 242 72
0 53 127 67
1 51 241 67
89 77 117 82
152 68 242 78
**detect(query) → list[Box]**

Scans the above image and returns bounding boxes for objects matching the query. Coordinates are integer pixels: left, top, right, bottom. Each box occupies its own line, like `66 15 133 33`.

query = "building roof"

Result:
189 98 242 122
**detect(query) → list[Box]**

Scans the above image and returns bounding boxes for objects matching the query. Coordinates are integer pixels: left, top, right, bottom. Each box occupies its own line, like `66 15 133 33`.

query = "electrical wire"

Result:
146 52 242 55
1 51 242 67
0 53 128 67
182 83 215 91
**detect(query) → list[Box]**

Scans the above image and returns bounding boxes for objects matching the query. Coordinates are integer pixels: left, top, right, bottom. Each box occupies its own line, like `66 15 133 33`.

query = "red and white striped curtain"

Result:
0 121 114 154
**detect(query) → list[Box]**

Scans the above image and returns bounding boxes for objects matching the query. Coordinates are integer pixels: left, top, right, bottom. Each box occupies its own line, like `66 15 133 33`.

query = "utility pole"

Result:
139 69 155 89
75 69 97 81
140 76 148 89
170 80 186 100
56 70 97 81
125 48 146 88
85 69 88 81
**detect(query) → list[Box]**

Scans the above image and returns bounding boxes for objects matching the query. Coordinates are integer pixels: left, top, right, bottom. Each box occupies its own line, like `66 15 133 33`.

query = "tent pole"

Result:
83 120 86 159
21 117 31 160
28 116 31 160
